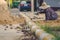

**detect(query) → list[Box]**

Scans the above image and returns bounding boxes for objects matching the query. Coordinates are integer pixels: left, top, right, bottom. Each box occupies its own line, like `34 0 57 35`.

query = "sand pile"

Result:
0 0 25 24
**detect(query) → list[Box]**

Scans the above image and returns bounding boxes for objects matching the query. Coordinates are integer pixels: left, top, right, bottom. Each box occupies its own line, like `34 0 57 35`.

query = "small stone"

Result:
4 29 7 30
10 27 13 29
6 26 8 28
9 24 12 26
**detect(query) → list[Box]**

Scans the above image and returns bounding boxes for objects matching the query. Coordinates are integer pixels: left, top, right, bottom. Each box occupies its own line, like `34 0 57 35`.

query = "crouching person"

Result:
39 2 58 20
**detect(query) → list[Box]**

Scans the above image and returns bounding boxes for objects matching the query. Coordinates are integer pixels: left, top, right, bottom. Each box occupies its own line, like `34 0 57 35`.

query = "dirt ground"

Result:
35 20 60 27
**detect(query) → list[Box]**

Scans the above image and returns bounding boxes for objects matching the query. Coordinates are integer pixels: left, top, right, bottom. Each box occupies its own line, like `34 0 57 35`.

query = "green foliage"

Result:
35 22 60 40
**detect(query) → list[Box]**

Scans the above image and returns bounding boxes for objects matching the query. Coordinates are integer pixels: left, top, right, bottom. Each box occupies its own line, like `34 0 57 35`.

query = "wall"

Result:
44 0 60 7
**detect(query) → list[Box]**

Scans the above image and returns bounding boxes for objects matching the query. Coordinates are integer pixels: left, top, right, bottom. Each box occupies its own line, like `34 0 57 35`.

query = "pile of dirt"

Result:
35 20 60 27
0 0 25 24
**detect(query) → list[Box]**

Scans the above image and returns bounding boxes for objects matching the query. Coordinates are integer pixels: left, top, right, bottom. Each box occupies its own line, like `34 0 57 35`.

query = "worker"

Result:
39 2 58 20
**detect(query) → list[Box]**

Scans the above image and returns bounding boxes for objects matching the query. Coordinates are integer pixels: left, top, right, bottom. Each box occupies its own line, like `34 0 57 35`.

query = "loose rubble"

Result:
21 25 38 40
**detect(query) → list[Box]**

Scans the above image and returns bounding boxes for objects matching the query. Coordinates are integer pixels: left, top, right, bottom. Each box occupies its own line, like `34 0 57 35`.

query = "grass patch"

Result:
35 22 60 40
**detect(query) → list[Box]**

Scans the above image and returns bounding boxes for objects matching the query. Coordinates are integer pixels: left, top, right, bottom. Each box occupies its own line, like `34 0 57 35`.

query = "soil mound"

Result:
0 0 25 24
